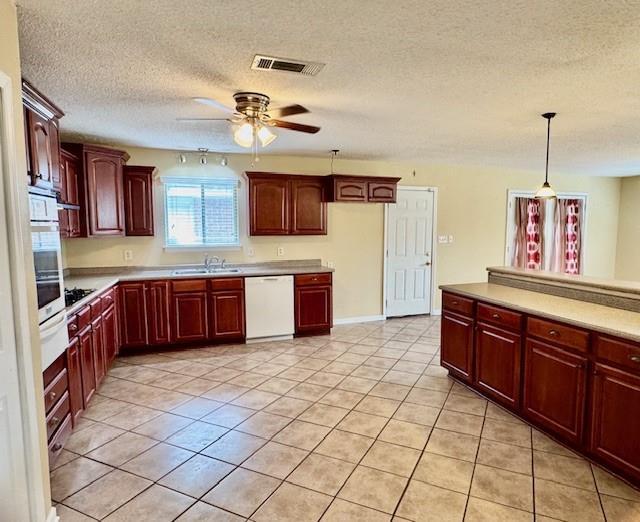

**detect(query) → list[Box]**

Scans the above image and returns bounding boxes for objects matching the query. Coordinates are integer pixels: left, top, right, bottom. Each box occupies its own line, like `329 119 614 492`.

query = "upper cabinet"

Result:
247 172 327 236
62 143 130 237
123 165 155 236
325 174 401 203
22 80 64 193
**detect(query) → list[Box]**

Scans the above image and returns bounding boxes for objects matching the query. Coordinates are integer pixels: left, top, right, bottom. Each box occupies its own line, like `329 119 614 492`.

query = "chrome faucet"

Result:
220 258 226 269
204 254 220 272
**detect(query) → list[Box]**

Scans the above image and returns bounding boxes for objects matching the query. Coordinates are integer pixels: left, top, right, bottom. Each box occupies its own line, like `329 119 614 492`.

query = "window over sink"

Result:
163 177 240 248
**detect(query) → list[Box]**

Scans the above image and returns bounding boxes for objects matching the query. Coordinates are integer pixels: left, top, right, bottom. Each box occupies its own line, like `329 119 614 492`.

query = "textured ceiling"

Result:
16 0 640 176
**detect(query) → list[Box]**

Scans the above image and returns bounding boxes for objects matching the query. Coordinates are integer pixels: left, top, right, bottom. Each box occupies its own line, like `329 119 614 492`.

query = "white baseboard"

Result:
333 315 386 325
46 506 59 522
430 308 442 316
246 334 293 344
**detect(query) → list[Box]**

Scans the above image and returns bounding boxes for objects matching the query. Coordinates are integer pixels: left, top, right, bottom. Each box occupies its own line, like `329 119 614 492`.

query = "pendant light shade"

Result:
535 112 557 199
234 122 254 148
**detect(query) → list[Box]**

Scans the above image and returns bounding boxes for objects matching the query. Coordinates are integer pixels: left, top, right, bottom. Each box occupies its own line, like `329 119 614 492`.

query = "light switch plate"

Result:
438 235 448 244
327 261 335 268
247 247 255 257
277 246 284 257
448 235 454 243
123 249 133 261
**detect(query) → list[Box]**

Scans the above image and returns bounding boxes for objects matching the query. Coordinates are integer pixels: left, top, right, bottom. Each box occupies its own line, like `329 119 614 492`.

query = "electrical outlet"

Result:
327 261 335 268
438 235 448 244
123 249 133 261
277 246 284 257
448 235 454 243
247 247 255 257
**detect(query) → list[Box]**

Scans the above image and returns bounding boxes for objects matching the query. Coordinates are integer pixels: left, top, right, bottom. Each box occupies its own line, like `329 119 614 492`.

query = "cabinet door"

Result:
102 305 118 366
334 179 367 202
210 290 245 340
590 363 640 483
249 177 289 235
523 338 587 445
295 285 332 335
85 151 125 235
49 119 62 193
367 181 397 203
66 337 84 426
124 167 154 236
290 178 327 235
119 282 148 347
63 151 80 205
441 312 474 383
475 322 522 409
58 208 70 239
172 292 208 342
67 209 81 238
92 318 105 386
27 109 54 189
78 327 96 406
147 281 170 345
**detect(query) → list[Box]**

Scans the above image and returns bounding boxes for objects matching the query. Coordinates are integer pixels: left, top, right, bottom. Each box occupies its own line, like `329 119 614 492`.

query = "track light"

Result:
220 155 228 166
178 153 187 164
198 148 208 165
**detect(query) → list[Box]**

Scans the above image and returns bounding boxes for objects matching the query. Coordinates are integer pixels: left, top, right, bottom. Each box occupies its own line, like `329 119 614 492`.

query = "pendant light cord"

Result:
545 116 551 184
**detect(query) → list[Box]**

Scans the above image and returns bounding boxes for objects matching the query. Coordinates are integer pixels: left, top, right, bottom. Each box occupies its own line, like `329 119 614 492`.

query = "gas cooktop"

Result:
64 287 96 307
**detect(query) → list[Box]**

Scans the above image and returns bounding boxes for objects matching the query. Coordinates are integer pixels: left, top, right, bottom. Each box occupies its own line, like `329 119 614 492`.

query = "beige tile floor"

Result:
50 317 640 521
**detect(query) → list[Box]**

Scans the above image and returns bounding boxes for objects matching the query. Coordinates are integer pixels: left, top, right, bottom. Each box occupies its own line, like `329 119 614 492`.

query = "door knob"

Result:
425 262 431 266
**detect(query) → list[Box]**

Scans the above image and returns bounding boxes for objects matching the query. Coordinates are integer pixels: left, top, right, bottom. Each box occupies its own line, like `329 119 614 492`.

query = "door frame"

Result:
383 186 439 318
0 71 51 521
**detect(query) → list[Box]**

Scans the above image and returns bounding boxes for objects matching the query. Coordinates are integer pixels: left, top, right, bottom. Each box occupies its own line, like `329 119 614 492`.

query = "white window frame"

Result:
162 177 242 251
504 189 588 273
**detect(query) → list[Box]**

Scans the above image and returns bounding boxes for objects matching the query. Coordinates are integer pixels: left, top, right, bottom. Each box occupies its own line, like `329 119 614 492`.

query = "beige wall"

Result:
1 0 52 517
63 147 622 318
615 176 640 281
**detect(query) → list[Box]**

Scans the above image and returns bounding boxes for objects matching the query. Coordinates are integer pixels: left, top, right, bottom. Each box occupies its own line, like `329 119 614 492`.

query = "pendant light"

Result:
535 112 557 199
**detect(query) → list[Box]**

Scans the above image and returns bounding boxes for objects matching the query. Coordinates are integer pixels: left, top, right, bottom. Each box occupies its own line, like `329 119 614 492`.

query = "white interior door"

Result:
385 188 435 317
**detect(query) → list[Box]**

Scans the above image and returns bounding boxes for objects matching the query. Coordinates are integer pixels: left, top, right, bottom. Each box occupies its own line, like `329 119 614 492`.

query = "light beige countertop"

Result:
440 282 640 343
64 260 333 316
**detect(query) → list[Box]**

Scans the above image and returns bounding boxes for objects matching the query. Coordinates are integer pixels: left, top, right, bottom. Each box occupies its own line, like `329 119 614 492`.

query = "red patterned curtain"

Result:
564 199 582 274
512 198 544 270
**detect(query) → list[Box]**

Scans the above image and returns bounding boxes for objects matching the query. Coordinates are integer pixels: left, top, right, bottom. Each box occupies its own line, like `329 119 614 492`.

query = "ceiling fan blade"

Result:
176 117 231 121
267 104 309 118
271 119 320 134
192 97 235 113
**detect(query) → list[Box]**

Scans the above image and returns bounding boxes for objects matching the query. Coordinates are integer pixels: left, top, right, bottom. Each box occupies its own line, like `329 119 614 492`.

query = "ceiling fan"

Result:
178 92 320 155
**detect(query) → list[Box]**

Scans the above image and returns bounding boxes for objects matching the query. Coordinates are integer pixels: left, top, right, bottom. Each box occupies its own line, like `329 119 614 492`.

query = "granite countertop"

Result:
440 282 640 343
64 260 333 316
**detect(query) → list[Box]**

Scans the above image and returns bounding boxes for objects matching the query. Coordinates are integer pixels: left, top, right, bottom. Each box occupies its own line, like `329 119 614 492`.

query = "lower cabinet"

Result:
102 304 118 365
78 325 96 406
66 337 84 425
210 289 245 340
171 280 208 343
590 363 640 482
475 322 521 409
119 282 148 347
294 273 332 336
147 280 171 344
523 338 587 445
440 311 474 383
91 317 105 386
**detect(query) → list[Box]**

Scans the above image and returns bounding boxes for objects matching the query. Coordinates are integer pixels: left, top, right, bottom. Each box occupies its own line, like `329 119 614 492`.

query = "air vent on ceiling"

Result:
251 54 325 76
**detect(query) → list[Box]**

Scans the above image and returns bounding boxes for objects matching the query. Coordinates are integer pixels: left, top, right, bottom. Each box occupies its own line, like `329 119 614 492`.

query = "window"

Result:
164 178 240 248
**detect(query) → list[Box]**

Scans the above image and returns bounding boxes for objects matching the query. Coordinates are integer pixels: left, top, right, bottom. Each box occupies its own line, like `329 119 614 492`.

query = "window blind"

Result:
164 178 239 247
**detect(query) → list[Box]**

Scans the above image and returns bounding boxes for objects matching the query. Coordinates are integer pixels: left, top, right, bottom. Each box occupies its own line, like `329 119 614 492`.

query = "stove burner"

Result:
65 287 96 307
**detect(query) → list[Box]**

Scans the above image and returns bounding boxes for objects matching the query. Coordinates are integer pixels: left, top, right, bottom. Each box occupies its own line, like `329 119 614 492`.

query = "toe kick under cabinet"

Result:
440 290 640 488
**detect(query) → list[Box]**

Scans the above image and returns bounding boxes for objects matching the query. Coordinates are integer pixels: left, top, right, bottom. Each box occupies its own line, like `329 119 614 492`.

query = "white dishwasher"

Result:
245 275 294 341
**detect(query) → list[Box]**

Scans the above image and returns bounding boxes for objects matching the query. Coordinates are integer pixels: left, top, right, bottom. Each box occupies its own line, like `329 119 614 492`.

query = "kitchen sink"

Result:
171 268 241 276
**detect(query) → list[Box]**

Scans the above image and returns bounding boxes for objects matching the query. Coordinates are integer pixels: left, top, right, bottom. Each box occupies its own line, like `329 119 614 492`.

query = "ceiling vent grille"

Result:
251 55 325 76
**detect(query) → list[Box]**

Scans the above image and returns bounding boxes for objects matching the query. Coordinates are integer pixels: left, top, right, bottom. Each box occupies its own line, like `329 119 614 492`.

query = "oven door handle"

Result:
40 311 68 340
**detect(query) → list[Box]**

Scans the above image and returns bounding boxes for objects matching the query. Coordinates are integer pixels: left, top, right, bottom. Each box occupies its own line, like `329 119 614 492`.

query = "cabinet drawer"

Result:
67 315 79 337
90 296 103 319
46 391 70 440
48 413 72 465
527 317 590 353
101 287 116 309
367 181 397 203
596 335 640 372
44 368 68 414
477 303 522 332
43 353 66 388
295 273 332 286
76 305 91 331
209 277 244 291
172 279 206 293
442 292 474 317
335 179 367 202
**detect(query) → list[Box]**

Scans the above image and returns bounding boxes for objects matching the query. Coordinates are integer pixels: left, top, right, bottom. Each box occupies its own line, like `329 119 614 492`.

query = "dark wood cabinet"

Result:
78 326 96 406
66 338 83 425
441 311 474 383
590 363 640 483
325 174 401 203
91 317 105 386
147 280 171 345
475 322 522 409
171 280 208 343
294 273 332 336
124 165 155 236
523 338 587 445
62 143 130 237
22 80 64 193
119 282 148 347
102 304 118 366
210 290 245 340
290 178 327 234
248 174 290 235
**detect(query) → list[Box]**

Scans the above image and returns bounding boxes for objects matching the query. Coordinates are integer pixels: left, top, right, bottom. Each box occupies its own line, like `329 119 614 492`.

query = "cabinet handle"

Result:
52 443 62 452
48 391 57 401
492 313 500 320
69 323 78 331
452 300 459 305
548 330 559 337
48 416 59 427
629 355 640 363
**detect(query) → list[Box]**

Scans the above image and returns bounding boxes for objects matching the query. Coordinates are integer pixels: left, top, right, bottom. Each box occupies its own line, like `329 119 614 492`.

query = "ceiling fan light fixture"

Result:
257 124 277 147
535 112 558 200
234 122 254 148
